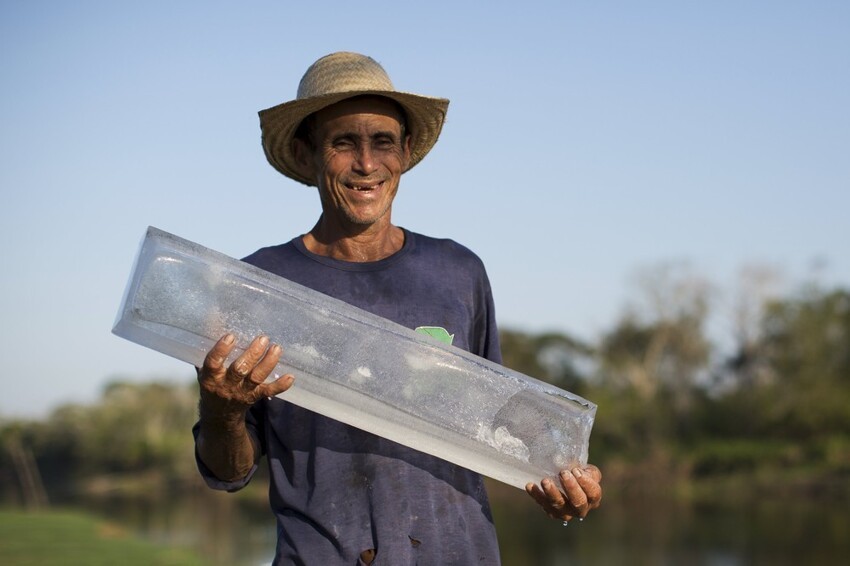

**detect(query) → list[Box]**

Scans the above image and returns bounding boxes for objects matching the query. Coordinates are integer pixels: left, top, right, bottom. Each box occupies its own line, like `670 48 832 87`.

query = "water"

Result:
72 479 850 565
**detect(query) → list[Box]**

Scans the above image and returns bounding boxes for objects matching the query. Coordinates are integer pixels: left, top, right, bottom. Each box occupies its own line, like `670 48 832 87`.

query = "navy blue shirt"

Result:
195 229 502 565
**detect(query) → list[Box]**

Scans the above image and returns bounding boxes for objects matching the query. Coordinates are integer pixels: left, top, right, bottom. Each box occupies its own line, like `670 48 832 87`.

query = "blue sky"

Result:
1 1 848 417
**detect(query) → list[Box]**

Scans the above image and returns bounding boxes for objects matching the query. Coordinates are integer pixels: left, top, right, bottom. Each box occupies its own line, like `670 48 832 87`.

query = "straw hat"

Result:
258 52 450 186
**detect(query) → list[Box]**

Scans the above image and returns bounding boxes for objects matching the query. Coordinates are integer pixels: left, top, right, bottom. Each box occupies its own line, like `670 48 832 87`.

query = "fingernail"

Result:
223 334 235 345
560 470 570 480
573 468 583 478
258 336 269 346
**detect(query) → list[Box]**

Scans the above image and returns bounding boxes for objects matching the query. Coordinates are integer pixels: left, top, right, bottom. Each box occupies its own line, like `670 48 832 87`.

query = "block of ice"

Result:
113 227 597 490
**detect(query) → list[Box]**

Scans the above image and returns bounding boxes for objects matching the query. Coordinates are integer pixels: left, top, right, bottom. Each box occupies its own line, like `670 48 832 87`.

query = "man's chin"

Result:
342 206 392 227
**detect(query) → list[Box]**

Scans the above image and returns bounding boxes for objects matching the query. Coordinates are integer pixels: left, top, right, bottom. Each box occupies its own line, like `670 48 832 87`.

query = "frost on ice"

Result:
475 422 531 463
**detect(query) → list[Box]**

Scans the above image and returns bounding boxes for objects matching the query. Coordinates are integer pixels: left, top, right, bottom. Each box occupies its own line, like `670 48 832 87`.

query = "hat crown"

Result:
297 52 395 100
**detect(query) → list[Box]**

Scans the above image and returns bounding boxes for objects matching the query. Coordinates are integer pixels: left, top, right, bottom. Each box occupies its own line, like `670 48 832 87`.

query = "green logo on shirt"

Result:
415 326 455 345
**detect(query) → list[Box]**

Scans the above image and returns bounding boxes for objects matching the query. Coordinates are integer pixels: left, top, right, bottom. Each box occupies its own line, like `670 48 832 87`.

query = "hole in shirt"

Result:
359 548 376 564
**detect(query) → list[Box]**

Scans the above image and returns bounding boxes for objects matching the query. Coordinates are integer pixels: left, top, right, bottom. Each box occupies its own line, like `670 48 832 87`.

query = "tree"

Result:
758 287 850 437
499 329 594 394
597 262 712 407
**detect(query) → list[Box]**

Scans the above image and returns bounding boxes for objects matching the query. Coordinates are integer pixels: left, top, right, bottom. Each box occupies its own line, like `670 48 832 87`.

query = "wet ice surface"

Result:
114 227 597 489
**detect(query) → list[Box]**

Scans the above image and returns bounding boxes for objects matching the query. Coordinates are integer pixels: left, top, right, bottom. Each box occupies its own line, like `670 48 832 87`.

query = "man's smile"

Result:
345 180 384 192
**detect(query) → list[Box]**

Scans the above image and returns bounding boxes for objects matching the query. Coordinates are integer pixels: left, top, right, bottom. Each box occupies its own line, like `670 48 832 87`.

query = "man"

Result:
194 52 602 564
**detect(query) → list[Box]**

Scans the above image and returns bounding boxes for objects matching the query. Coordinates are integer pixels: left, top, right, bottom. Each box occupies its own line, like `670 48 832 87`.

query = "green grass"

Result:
0 509 203 566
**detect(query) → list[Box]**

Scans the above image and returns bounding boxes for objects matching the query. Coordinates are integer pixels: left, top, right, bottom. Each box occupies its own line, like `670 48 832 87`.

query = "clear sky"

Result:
1 1 848 418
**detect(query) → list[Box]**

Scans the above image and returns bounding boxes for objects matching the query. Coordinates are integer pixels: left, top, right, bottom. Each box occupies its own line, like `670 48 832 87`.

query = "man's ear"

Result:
291 137 315 178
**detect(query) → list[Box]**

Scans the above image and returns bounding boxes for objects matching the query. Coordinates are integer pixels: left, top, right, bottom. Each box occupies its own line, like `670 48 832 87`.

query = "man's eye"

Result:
333 139 354 149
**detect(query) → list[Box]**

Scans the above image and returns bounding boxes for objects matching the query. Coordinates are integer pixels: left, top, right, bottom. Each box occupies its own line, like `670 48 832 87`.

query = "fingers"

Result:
525 482 549 511
242 339 281 385
525 478 574 522
576 466 603 508
559 469 590 517
200 333 238 381
559 467 603 517
584 463 603 484
258 373 295 398
525 464 604 523
228 336 271 382
200 334 294 400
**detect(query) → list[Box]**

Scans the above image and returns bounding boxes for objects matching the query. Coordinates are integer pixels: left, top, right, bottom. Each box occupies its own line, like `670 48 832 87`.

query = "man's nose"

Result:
353 145 377 174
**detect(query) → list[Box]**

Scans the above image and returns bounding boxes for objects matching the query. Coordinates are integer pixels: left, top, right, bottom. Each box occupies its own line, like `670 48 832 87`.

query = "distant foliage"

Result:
499 278 850 485
499 330 593 394
1 381 199 503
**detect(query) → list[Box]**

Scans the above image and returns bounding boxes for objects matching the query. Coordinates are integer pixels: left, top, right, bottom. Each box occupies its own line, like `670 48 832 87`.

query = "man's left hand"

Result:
525 465 602 524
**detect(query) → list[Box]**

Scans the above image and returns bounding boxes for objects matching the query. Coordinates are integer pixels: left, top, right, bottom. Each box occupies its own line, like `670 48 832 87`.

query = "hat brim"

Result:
259 91 449 186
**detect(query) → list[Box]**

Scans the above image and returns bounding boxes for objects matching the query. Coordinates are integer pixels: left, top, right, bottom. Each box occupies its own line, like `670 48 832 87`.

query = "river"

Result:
70 476 849 566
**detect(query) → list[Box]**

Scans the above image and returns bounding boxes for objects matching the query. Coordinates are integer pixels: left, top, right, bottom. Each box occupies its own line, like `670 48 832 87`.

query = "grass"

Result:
0 509 203 566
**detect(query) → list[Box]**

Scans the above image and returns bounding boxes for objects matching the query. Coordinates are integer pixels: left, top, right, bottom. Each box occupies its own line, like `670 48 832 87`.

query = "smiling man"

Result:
193 52 602 565
294 96 409 260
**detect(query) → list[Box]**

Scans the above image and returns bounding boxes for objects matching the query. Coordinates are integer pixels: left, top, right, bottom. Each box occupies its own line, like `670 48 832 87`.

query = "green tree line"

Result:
2 273 849 506
501 271 850 494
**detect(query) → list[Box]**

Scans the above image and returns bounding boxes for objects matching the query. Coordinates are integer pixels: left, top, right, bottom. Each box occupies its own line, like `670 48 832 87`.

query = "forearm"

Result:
194 334 291 482
196 405 259 482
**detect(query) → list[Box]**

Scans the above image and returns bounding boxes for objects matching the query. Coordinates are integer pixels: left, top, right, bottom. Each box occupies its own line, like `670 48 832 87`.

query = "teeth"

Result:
349 183 380 191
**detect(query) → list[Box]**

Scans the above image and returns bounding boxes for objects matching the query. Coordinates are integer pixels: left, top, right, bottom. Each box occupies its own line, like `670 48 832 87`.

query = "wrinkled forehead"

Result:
313 95 407 131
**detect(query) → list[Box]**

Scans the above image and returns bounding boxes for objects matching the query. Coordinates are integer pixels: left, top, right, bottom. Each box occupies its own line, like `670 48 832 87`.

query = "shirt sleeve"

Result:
476 265 503 365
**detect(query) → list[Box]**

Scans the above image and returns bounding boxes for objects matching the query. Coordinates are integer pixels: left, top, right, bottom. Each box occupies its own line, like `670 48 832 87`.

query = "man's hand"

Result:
198 333 294 418
525 465 602 524
195 333 294 482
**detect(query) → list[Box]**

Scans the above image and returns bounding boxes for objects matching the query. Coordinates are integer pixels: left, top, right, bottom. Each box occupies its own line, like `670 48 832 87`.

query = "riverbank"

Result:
0 509 203 566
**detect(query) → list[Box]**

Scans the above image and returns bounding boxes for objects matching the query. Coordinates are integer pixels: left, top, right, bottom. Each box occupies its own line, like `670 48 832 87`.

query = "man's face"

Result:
301 96 411 229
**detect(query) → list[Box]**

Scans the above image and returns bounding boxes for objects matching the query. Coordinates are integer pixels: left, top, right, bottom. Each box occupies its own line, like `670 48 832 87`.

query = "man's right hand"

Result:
195 334 294 482
198 333 295 418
